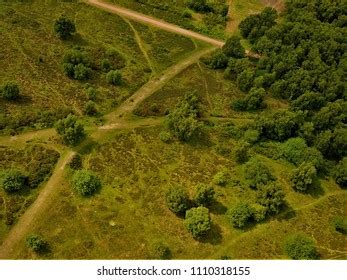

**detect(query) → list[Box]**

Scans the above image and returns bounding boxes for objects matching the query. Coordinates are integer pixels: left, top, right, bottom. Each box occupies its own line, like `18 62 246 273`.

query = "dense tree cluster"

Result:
55 114 86 146
334 158 347 188
232 87 265 111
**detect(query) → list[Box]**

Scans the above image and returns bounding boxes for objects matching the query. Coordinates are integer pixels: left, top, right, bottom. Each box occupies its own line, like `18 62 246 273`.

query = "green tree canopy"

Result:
55 114 86 146
184 206 211 238
284 234 318 260
165 186 190 215
54 15 76 39
72 170 101 196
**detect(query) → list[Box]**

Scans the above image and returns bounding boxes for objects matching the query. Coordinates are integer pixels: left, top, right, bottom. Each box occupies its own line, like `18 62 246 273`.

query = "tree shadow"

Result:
276 204 297 222
65 33 88 46
76 139 99 155
304 179 325 198
209 200 228 215
200 223 223 245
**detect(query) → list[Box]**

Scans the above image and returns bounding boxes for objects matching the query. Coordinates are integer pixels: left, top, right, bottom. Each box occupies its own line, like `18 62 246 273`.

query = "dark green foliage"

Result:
54 15 76 39
284 234 318 260
244 158 275 188
106 70 122 86
166 93 201 142
257 182 285 215
86 87 97 101
227 202 254 228
84 101 97 116
334 158 347 188
234 140 250 163
1 82 20 101
237 69 255 92
186 0 211 13
166 186 190 215
1 169 26 193
225 58 253 79
315 128 347 160
26 234 47 253
332 216 347 234
194 184 215 206
72 170 101 196
184 206 211 238
290 162 317 192
62 49 92 80
291 92 325 112
202 50 228 69
233 87 265 111
55 114 86 146
73 64 91 80
222 35 245 58
69 154 83 170
244 129 260 144
101 58 112 72
313 101 347 132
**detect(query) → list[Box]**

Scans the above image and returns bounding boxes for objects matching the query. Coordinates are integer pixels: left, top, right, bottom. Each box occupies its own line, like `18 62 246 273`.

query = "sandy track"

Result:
87 0 224 47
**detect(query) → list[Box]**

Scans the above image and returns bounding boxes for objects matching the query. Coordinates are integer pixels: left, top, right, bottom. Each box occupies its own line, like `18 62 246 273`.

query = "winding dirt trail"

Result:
0 151 76 259
87 0 224 47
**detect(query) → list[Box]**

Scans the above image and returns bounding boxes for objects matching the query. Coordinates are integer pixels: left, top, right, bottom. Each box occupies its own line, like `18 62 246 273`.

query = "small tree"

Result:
244 158 275 188
84 101 97 116
186 0 211 12
284 234 318 260
222 35 245 58
54 15 76 39
26 234 47 253
257 182 285 214
72 170 101 196
234 140 250 163
106 70 122 86
184 206 211 238
213 170 229 186
1 82 20 101
334 158 347 188
227 202 254 228
73 63 91 80
55 114 86 146
165 186 190 215
194 184 215 206
1 169 26 193
290 162 317 192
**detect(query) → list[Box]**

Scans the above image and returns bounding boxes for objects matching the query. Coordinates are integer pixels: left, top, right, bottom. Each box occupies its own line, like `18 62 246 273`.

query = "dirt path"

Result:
101 47 215 126
0 151 75 259
87 0 224 47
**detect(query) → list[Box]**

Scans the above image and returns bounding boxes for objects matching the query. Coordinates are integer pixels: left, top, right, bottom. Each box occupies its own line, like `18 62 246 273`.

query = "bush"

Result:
84 101 97 116
106 70 122 86
101 58 112 72
62 49 91 80
151 242 171 260
165 186 190 215
86 87 97 101
290 162 317 192
1 169 26 193
26 234 47 253
252 204 267 222
69 154 83 170
332 216 347 234
227 202 254 228
213 170 229 186
257 182 285 214
334 158 347 187
1 82 20 101
182 9 193 19
244 129 259 144
72 170 101 196
233 87 265 111
284 234 318 260
54 15 76 39
184 206 211 238
244 158 275 188
194 184 215 206
159 131 172 143
55 114 86 146
202 50 228 69
234 141 250 163
222 35 245 58
73 63 91 80
187 0 211 12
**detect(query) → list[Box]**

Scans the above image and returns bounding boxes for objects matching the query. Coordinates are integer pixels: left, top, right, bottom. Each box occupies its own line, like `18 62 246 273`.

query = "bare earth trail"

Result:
87 0 225 47
0 151 76 259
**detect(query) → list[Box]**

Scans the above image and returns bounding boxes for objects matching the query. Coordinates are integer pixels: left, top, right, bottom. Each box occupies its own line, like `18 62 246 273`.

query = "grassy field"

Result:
0 0 200 135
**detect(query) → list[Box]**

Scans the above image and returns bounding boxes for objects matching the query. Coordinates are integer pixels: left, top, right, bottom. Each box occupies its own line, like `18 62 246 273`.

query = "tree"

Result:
244 158 275 188
73 63 91 80
106 70 122 86
165 186 190 215
290 162 317 192
1 169 26 193
184 206 211 238
284 234 318 260
84 101 97 116
55 114 86 146
194 184 215 206
1 82 20 101
233 140 250 163
72 170 101 196
227 202 254 228
237 69 255 92
26 234 47 253
202 50 228 69
256 182 285 214
222 35 245 58
334 158 347 188
54 15 76 39
186 0 211 12
233 87 265 111
63 49 91 80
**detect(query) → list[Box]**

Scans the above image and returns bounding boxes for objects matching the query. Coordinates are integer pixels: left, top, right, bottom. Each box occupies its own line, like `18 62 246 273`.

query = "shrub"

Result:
62 49 91 80
227 202 254 228
54 15 76 39
182 9 192 19
26 234 47 253
244 129 259 144
106 70 122 86
213 170 229 186
257 182 285 214
184 206 211 238
159 131 172 143
151 242 171 260
202 50 228 69
69 154 83 170
194 184 215 206
86 87 97 101
1 82 20 101
284 234 318 260
55 114 86 146
290 162 317 192
222 35 245 58
332 216 347 234
84 101 97 116
334 158 347 187
72 170 101 196
187 0 211 12
1 169 26 193
252 204 267 222
234 140 250 163
244 158 275 188
73 63 91 80
165 186 190 215
101 58 112 72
